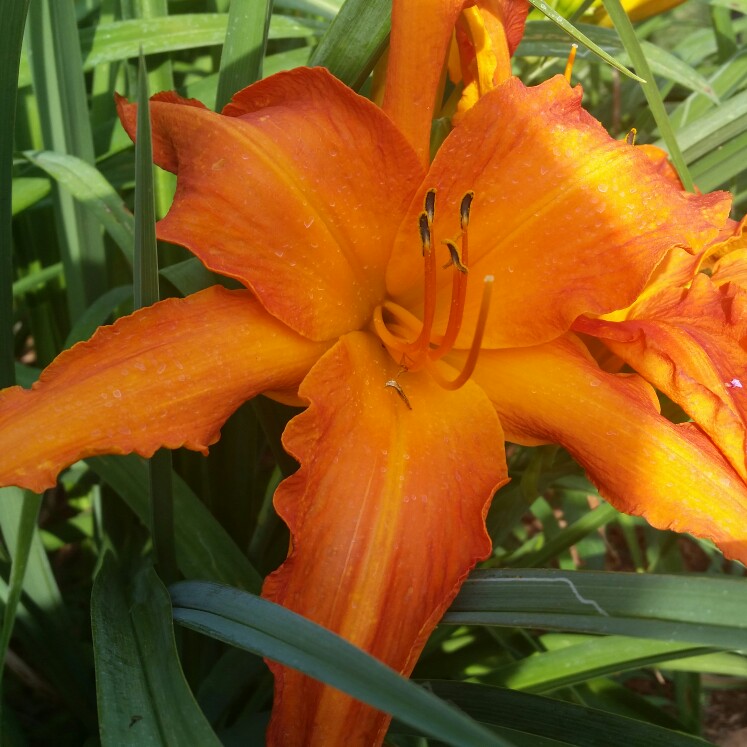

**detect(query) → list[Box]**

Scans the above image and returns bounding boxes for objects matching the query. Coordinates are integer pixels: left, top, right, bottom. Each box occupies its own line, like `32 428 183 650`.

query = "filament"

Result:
426 275 494 390
430 193 472 360
374 189 491 400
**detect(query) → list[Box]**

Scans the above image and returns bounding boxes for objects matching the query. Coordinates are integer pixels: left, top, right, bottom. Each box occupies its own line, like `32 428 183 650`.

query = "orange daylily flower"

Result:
573 218 747 515
1 62 746 744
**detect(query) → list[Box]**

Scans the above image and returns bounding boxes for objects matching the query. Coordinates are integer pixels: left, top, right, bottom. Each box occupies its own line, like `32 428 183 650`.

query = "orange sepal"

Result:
574 273 747 481
470 334 747 564
0 287 329 492
117 68 423 342
263 331 506 746
387 75 732 349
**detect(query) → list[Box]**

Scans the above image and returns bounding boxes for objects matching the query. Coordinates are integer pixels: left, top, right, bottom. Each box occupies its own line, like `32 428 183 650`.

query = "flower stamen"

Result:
385 377 412 409
373 189 489 396
430 191 473 360
427 275 494 391
460 191 474 231
402 190 438 357
442 239 468 273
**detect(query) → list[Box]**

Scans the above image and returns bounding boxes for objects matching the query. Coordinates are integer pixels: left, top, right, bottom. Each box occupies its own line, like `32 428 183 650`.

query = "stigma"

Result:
374 189 494 400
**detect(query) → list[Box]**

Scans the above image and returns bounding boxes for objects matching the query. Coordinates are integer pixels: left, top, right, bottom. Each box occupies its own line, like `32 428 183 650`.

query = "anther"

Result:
419 212 431 255
385 379 412 409
460 191 474 231
564 44 578 84
626 128 637 146
424 189 436 225
442 239 469 274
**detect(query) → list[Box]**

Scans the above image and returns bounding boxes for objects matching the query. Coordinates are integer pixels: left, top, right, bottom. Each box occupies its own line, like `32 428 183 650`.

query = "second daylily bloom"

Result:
1 60 746 747
574 221 747 498
383 0 529 165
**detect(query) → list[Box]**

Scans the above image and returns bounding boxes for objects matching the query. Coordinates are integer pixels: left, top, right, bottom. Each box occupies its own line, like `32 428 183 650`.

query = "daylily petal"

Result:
599 245 702 323
0 287 328 492
713 247 747 290
598 217 744 324
468 334 747 564
574 273 747 480
453 0 529 117
263 331 506 746
707 216 747 280
475 0 528 61
117 68 423 341
387 76 732 349
636 143 684 188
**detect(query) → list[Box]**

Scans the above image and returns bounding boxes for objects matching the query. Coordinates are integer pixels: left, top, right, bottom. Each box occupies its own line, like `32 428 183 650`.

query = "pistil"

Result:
564 43 578 84
426 275 494 391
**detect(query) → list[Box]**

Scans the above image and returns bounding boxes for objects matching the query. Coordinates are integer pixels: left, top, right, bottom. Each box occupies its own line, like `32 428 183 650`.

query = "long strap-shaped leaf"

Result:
309 0 391 89
16 15 323 89
132 53 177 585
215 0 274 110
0 0 30 386
0 1 32 730
27 0 107 319
170 580 514 747
444 569 747 650
394 681 713 746
92 558 222 746
527 0 643 82
86 454 263 591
